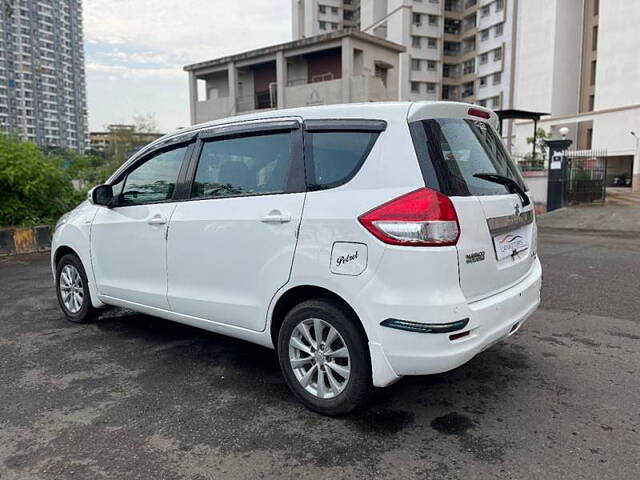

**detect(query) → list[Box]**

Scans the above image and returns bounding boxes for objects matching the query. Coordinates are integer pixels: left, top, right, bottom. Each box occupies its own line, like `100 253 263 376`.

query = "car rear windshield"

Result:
409 118 527 197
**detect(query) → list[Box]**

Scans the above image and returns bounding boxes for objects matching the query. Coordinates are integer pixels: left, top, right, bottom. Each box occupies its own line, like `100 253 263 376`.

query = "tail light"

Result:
358 188 460 246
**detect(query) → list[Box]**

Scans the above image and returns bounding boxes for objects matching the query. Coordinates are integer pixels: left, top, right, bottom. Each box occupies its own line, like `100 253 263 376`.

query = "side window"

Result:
306 131 378 190
191 132 292 198
120 146 187 205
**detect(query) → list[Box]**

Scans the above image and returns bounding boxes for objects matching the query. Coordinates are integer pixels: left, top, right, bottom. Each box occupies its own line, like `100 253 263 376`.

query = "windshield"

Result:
409 118 527 197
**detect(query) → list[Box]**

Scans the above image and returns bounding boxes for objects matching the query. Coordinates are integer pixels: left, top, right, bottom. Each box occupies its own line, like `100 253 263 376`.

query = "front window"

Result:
410 118 526 197
119 146 187 205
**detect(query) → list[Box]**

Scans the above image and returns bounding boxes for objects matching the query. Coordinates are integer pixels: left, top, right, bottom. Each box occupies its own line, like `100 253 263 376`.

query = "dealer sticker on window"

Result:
493 226 529 261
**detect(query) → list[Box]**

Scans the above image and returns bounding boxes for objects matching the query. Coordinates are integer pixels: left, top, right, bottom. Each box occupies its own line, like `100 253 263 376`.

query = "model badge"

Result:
514 204 521 216
466 251 486 264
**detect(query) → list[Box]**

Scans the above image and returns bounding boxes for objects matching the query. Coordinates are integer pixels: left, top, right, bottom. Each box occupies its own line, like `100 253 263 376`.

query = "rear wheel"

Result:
277 298 371 416
56 253 97 323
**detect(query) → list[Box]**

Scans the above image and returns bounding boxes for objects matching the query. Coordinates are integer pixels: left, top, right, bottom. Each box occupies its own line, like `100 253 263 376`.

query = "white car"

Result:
52 102 541 415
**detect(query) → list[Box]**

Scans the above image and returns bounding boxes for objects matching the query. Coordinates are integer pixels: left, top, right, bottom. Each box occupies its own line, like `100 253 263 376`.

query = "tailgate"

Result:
407 104 537 301
452 194 536 301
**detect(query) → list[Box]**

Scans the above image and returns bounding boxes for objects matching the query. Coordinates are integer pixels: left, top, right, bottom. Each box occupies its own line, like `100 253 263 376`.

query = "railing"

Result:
514 155 546 172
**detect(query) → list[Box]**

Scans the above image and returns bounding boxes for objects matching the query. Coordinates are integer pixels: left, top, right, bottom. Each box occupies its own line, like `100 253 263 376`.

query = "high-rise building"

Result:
292 0 361 39
360 0 516 109
0 0 88 152
512 0 640 190
294 0 517 111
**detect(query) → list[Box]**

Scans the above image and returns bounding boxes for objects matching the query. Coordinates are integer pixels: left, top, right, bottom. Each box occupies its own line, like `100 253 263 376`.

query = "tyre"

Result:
55 253 97 323
277 298 371 416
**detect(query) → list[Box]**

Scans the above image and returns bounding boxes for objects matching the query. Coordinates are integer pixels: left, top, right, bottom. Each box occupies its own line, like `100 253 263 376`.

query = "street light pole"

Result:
631 132 640 192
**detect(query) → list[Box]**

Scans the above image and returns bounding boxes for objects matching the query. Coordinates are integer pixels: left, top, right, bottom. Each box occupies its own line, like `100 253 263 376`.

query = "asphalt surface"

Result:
1 231 639 479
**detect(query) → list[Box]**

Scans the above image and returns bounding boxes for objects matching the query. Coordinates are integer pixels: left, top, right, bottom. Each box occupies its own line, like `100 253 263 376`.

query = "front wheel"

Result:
277 299 371 416
55 253 97 323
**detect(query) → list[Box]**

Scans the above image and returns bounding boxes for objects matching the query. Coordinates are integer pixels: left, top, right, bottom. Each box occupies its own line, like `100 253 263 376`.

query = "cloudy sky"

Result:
84 0 291 133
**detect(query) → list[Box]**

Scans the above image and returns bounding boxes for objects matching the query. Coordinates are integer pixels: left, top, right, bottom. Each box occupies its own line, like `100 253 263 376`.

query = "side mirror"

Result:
90 184 114 207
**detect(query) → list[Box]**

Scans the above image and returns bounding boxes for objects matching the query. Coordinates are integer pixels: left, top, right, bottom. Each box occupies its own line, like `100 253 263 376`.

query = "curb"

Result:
0 226 53 256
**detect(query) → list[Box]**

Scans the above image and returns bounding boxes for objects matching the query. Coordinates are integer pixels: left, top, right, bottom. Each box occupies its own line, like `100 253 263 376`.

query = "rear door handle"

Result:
260 211 292 223
147 215 167 226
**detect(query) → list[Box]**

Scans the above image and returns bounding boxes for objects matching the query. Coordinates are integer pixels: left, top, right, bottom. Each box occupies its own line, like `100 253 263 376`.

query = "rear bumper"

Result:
370 257 541 385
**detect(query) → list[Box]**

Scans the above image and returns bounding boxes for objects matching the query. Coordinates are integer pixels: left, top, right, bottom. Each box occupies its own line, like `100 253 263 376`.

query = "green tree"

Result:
526 127 552 162
0 133 83 226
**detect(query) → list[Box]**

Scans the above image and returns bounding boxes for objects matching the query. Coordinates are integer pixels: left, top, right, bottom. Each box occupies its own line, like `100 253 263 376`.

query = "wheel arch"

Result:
53 244 79 267
269 285 369 349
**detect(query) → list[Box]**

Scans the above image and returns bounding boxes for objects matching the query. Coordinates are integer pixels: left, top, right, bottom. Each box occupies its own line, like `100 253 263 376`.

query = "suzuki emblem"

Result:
514 204 521 216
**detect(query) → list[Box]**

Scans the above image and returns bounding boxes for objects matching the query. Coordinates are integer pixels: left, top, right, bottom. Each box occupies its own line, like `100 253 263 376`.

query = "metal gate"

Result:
565 149 608 204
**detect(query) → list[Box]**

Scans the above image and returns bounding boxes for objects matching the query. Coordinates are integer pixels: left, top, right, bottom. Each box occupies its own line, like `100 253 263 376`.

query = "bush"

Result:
0 133 84 226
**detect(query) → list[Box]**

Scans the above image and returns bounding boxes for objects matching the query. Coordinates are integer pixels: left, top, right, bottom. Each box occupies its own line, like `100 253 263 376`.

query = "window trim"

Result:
302 119 386 191
182 121 305 202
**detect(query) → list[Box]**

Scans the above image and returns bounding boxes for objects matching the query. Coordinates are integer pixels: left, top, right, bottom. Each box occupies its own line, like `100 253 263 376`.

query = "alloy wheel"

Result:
59 264 84 314
288 318 351 399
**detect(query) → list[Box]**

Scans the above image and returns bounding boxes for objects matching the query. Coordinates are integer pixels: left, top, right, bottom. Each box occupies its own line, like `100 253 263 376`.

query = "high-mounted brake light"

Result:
468 108 491 119
358 188 460 246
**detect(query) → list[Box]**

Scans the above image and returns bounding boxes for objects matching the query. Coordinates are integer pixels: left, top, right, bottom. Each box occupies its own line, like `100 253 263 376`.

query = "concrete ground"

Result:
1 231 639 479
537 187 640 236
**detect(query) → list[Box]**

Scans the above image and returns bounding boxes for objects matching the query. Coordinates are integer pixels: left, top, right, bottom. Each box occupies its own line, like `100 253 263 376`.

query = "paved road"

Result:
1 232 638 480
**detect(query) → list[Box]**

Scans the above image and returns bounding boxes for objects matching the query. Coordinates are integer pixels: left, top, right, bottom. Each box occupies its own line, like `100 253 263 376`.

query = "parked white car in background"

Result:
52 101 541 415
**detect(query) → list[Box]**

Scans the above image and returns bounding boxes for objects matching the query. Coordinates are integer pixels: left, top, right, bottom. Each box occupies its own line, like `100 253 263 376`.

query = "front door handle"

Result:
261 211 292 223
147 215 167 226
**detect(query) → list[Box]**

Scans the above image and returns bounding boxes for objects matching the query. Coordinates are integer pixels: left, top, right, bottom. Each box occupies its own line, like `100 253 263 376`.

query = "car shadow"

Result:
93 307 538 433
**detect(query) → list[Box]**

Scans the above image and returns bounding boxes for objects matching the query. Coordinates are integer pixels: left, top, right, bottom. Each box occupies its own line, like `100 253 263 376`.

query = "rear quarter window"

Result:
305 131 379 190
409 118 527 197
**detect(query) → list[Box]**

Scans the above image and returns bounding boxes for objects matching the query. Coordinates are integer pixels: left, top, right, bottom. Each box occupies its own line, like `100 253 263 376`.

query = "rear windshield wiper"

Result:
472 173 530 207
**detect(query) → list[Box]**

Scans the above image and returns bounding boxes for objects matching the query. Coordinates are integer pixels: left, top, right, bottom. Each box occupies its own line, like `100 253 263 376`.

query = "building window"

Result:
427 37 437 48
590 60 597 85
413 13 422 25
426 82 436 93
319 21 327 30
496 0 504 11
493 47 502 61
491 96 500 108
479 76 487 87
478 99 487 107
493 72 501 85
331 6 338 14
592 25 598 50
495 23 503 36
319 5 326 14
411 59 421 71
588 94 595 111
481 28 490 41
480 53 489 64
481 5 490 16
463 59 475 75
594 0 599 15
331 22 338 30
412 36 421 48
427 60 436 71
411 81 421 93
462 82 474 98
428 15 439 26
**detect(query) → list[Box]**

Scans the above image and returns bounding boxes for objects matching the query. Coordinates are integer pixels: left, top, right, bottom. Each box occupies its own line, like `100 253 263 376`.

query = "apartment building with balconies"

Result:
184 31 404 124
292 0 361 39
0 0 87 152
358 0 515 109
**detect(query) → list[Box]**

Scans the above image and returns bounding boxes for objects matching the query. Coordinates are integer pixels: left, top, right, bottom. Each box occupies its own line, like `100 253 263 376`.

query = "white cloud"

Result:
84 0 291 132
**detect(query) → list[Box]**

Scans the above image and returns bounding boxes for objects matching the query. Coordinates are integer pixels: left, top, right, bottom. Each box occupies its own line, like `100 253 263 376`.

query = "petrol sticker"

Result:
330 242 368 276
